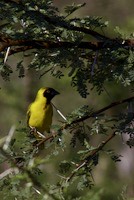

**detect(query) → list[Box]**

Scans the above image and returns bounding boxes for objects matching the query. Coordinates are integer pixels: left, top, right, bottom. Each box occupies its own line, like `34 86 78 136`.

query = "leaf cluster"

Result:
0 0 133 97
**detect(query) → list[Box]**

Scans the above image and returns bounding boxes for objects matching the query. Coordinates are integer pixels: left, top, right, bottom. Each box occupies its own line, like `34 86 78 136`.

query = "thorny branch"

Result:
70 95 134 125
0 0 134 55
0 147 60 200
37 95 134 147
36 95 134 182
1 0 108 41
66 131 116 182
0 34 134 55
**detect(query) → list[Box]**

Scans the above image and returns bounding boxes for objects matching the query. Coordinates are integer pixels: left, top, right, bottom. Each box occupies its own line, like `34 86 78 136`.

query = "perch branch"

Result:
37 95 134 147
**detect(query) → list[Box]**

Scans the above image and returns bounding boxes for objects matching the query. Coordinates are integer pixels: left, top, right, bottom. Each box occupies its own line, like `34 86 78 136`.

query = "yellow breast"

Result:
28 101 53 133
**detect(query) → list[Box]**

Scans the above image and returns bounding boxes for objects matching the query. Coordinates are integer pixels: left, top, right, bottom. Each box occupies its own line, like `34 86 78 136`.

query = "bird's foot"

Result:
30 126 46 139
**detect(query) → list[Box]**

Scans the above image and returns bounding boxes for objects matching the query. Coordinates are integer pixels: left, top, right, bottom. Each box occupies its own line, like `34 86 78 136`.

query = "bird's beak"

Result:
52 89 60 96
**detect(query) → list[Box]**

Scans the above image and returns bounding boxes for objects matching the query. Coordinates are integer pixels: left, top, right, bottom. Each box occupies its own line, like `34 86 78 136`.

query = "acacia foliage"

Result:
0 0 134 199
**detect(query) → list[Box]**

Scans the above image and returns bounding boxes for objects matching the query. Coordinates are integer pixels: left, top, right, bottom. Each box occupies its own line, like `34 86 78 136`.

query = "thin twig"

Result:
39 67 53 79
69 95 134 125
66 131 116 182
102 85 114 102
0 0 108 41
91 51 98 76
0 168 19 180
36 135 53 147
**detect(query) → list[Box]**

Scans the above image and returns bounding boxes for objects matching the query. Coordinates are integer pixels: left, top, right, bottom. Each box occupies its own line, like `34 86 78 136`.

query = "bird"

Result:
27 87 59 138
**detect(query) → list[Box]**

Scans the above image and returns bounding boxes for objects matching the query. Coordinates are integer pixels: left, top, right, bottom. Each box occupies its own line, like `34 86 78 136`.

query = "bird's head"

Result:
36 87 60 103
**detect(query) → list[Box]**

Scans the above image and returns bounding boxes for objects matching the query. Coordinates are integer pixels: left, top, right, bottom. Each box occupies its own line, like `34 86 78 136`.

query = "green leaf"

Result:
64 3 86 16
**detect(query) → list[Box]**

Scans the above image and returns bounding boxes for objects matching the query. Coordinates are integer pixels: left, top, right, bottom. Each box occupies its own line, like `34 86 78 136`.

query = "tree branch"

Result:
66 131 116 182
0 0 134 55
1 0 109 41
0 147 60 200
37 95 134 147
70 95 134 125
0 34 133 55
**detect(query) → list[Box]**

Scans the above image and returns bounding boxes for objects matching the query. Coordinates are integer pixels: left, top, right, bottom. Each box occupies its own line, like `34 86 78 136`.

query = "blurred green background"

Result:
0 0 134 199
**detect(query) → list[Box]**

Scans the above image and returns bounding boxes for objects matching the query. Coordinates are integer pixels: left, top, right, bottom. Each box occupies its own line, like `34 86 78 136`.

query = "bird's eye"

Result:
43 89 50 97
46 89 50 93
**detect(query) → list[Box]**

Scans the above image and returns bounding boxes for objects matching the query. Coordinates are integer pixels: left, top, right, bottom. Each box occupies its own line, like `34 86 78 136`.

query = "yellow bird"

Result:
27 87 59 137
